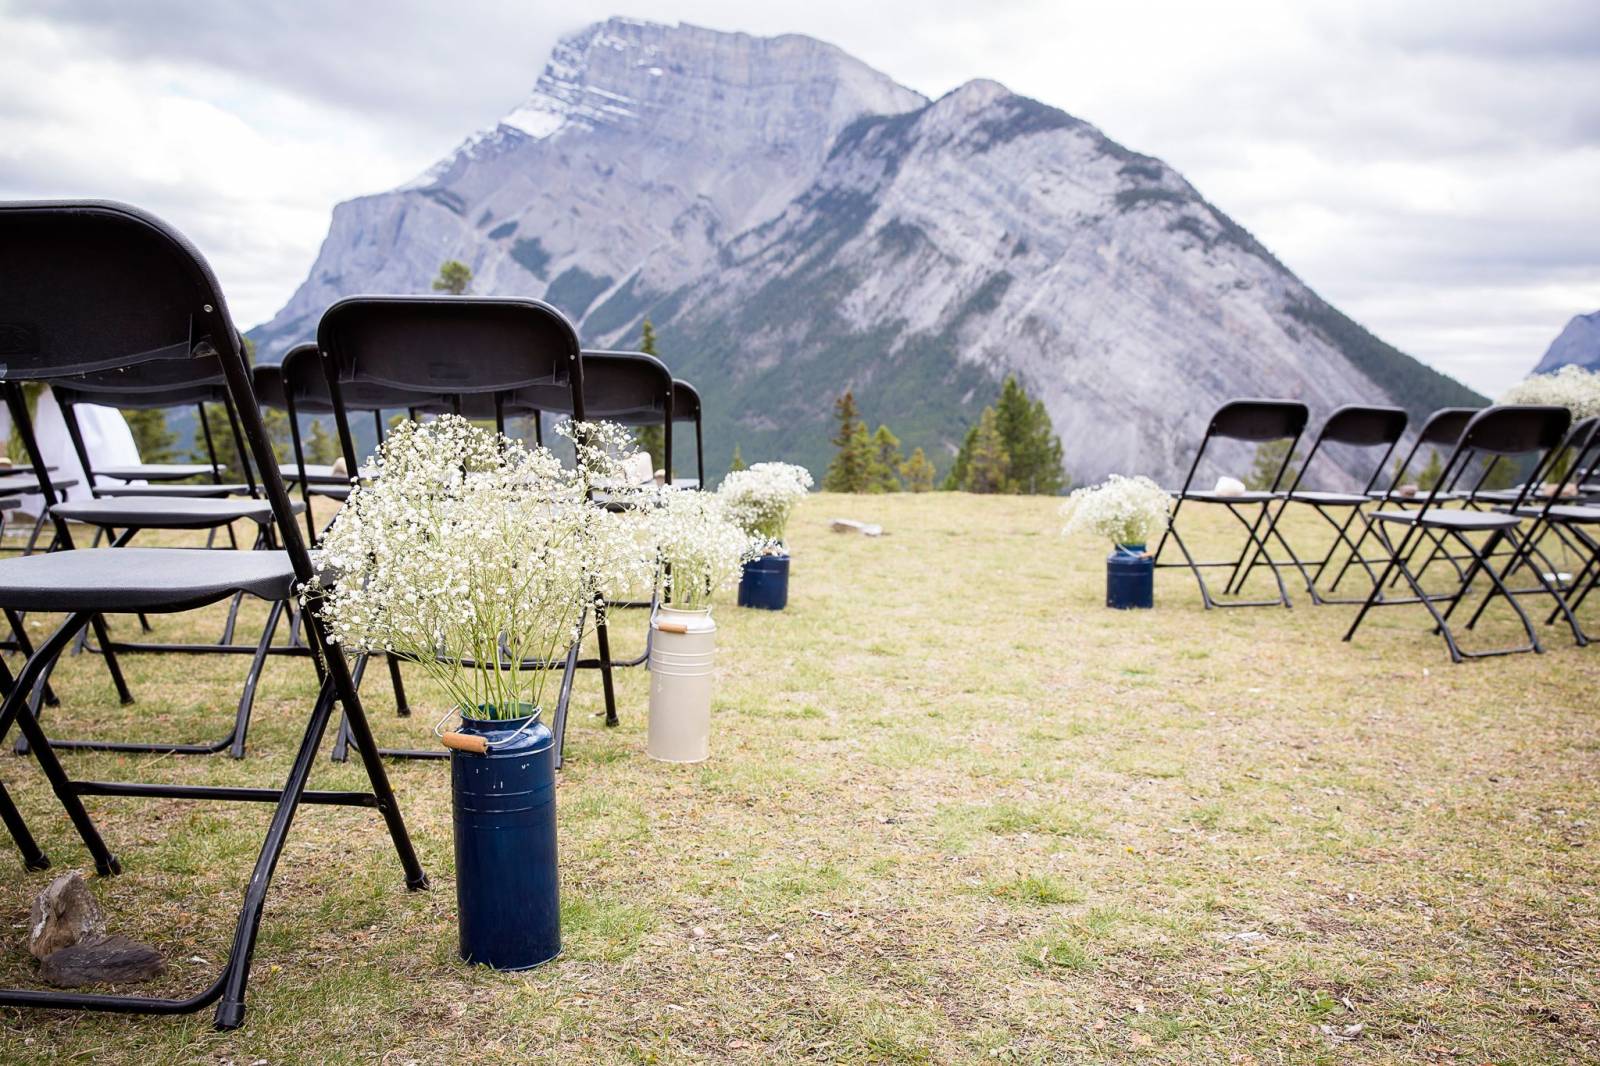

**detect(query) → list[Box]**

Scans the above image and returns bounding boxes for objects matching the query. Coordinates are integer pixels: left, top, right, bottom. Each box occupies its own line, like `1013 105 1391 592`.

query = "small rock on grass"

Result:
40 935 165 988
28 871 106 960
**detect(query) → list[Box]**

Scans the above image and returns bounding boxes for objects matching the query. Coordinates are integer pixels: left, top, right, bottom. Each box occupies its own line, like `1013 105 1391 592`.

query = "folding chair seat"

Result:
315 296 604 764
1343 404 1571 661
1152 398 1309 608
0 200 426 1029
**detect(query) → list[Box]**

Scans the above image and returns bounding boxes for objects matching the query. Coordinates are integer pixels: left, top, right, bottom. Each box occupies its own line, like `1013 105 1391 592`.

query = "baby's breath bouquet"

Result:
717 462 813 547
302 415 652 721
646 488 755 609
1500 365 1600 419
1059 474 1171 550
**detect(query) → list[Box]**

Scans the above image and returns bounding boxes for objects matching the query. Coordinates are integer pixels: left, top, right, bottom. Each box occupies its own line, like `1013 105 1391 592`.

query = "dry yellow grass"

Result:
0 492 1594 1063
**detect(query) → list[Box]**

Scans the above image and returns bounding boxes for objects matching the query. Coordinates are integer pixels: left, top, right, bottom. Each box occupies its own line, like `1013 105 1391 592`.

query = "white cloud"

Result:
3 1 1596 395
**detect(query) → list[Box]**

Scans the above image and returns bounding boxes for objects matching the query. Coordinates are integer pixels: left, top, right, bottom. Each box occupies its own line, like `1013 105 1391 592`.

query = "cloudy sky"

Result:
3 0 1596 395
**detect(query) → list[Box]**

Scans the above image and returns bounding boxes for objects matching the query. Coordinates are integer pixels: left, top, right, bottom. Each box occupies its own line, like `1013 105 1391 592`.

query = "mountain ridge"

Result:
248 17 1484 483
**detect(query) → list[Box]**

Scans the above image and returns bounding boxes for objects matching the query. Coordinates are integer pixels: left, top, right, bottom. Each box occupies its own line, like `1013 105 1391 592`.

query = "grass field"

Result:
0 492 1595 1064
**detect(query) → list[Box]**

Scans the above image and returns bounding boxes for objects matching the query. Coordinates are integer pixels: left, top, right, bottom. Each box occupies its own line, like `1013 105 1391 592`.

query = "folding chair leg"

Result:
89 614 134 706
0 613 120 875
1343 524 1412 647
386 654 410 717
230 599 286 759
1159 525 1218 609
0 778 51 871
550 629 584 771
220 591 244 646
594 596 619 727
4 609 57 708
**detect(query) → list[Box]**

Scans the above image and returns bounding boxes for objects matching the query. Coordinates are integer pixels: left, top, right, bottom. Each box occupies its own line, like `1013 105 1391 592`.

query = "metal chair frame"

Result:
1152 399 1310 608
1342 404 1572 662
0 199 426 1029
1229 405 1408 605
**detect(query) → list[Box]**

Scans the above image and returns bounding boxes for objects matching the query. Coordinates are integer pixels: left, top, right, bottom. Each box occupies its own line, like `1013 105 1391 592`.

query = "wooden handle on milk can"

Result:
439 731 489 754
656 621 690 634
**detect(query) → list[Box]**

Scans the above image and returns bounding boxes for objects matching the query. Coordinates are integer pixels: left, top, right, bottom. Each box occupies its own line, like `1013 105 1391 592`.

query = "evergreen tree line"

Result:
823 375 1066 495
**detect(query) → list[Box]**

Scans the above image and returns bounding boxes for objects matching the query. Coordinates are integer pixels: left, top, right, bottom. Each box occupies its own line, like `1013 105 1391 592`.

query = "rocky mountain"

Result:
1533 311 1600 374
250 17 1483 484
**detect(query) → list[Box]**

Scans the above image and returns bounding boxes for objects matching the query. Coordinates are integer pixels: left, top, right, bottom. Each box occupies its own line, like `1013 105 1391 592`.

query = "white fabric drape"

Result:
4 388 142 514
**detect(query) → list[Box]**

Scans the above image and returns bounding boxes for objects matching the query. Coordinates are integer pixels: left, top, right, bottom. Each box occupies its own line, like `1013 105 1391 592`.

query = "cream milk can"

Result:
647 605 716 762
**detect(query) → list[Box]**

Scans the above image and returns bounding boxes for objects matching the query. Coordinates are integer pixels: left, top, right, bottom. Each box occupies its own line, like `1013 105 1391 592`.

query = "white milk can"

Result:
647 605 716 762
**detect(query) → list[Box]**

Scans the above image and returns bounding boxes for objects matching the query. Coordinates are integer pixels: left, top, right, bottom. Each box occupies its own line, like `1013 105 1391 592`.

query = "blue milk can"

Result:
1106 544 1154 609
738 553 790 610
442 708 560 970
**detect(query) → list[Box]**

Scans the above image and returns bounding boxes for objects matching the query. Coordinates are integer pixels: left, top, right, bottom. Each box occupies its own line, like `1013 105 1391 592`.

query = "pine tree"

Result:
823 390 874 492
123 408 176 463
964 408 1010 494
870 424 904 492
728 444 746 472
1244 439 1301 491
993 375 1066 494
900 447 936 492
432 260 472 295
306 419 340 465
633 319 667 469
1416 449 1444 490
943 424 975 490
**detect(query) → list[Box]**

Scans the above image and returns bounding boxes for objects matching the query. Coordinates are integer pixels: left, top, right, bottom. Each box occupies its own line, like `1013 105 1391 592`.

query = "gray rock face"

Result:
28 871 106 960
1533 311 1600 374
250 18 1483 484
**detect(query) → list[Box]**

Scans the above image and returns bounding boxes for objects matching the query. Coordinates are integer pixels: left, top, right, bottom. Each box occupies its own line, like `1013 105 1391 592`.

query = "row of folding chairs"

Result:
0 199 703 1028
1153 398 1600 662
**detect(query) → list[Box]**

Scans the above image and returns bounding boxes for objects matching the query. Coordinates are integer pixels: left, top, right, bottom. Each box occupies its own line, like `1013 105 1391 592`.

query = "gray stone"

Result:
39 935 165 988
28 871 106 960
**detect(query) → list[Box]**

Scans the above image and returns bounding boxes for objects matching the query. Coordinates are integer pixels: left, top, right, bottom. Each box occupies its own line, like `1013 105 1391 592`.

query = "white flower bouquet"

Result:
301 415 652 721
1059 474 1172 550
717 462 813 546
1500 365 1600 420
646 488 755 609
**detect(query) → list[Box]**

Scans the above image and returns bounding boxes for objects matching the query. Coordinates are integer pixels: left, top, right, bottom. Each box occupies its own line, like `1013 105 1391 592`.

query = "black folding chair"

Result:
1343 404 1572 662
315 295 602 763
1475 416 1600 646
1321 408 1478 586
9 361 323 758
0 200 425 1028
1152 399 1309 608
1232 405 1408 605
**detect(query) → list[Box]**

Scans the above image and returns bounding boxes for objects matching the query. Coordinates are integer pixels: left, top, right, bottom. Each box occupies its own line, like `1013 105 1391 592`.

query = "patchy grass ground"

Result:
0 492 1595 1064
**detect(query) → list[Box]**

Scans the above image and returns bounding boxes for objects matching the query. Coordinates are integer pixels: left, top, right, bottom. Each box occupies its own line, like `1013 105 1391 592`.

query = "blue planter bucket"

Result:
445 708 560 970
738 553 790 610
1106 544 1154 610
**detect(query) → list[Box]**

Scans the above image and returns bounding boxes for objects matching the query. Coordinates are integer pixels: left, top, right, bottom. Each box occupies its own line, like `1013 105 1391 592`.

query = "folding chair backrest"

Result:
1207 399 1310 442
318 296 582 406
1174 398 1309 496
1418 407 1478 446
251 363 289 412
55 368 249 490
672 379 704 486
281 341 417 415
0 200 311 564
1318 405 1408 447
1286 404 1406 494
1417 405 1571 514
1459 405 1571 457
672 380 701 423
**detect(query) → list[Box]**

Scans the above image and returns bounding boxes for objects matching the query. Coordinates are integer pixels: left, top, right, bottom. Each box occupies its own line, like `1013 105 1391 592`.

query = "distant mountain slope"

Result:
249 17 1483 483
1533 311 1600 374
